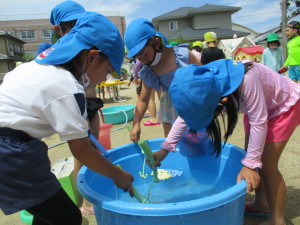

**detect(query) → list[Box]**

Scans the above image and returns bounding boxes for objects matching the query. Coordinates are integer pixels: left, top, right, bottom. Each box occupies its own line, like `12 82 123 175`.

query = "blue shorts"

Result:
288 65 300 81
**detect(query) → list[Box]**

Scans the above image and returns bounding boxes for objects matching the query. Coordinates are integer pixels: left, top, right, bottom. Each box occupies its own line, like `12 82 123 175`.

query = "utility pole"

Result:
281 0 288 60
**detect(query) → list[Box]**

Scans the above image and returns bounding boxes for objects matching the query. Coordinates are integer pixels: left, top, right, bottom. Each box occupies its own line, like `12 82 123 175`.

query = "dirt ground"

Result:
0 83 299 225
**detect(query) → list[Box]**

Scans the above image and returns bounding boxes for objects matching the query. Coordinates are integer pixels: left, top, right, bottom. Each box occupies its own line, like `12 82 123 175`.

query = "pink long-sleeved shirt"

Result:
162 61 300 169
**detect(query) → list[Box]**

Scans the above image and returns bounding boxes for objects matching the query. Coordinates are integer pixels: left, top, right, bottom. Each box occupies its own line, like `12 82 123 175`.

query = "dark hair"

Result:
59 48 107 80
59 20 77 34
192 61 254 156
147 36 163 51
267 40 280 48
192 46 202 53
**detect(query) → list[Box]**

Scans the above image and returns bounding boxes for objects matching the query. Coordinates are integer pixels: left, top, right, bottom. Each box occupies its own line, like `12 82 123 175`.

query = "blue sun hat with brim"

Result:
169 59 245 130
36 11 125 77
36 42 51 56
50 0 86 25
124 18 157 58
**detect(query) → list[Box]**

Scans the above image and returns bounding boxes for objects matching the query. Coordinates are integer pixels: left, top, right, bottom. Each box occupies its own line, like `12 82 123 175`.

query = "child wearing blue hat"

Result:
166 59 300 225
124 18 200 142
50 0 85 39
0 12 133 225
49 0 104 215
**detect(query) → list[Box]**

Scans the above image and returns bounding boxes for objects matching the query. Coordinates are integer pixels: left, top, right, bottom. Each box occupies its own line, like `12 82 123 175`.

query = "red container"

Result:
98 123 113 150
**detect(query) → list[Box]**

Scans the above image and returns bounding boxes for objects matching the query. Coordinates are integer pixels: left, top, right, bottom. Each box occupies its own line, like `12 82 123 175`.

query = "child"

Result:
191 41 203 63
153 50 228 165
50 0 101 215
0 12 133 225
50 0 85 38
124 18 200 142
201 32 226 65
262 33 284 72
280 21 300 82
167 59 300 225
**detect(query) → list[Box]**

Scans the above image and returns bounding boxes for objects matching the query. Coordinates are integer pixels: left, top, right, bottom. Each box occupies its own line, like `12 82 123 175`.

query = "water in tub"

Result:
106 155 232 204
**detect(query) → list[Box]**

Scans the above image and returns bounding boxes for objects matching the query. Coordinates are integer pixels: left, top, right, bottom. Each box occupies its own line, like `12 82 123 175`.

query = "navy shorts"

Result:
0 128 60 215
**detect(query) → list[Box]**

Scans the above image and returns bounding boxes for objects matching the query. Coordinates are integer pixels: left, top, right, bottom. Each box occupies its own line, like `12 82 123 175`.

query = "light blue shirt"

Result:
262 47 284 72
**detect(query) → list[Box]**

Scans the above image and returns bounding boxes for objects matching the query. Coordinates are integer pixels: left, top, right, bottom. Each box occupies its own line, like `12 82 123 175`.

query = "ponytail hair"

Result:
204 90 240 156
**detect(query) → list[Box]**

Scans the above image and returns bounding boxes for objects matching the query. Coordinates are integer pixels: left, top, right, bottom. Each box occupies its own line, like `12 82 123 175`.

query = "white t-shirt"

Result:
0 61 89 140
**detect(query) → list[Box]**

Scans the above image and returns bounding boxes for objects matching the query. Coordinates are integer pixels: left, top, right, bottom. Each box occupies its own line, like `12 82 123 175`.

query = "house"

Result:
152 4 250 42
218 36 256 59
0 30 25 81
253 26 282 47
234 46 265 62
232 23 258 40
0 13 126 56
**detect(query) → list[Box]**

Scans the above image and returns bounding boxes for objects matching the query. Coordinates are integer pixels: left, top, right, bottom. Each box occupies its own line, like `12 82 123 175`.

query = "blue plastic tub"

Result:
102 105 135 124
78 138 247 225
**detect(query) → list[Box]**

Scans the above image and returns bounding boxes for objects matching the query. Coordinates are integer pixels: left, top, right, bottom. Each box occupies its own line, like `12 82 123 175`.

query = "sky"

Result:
0 0 298 33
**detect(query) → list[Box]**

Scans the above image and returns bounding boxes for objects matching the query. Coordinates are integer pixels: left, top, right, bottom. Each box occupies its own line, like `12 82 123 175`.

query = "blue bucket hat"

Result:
36 12 125 76
124 18 157 58
50 0 85 25
169 59 245 130
36 42 51 56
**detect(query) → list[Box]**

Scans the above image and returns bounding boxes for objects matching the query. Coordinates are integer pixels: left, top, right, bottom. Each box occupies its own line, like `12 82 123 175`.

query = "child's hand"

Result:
147 149 170 168
278 66 288 74
130 124 141 143
113 170 134 197
236 166 260 192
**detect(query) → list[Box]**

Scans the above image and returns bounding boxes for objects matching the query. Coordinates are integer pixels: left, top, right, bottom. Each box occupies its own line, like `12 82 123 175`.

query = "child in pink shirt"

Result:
155 59 300 225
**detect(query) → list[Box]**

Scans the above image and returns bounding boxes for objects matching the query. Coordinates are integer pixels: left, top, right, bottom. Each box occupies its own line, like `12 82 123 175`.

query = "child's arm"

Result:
68 137 134 196
188 50 202 65
237 68 268 191
130 82 152 142
152 117 188 167
161 116 188 152
261 50 267 66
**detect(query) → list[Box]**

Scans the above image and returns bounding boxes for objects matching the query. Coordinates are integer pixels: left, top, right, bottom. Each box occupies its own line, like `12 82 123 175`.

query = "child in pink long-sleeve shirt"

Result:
154 59 300 225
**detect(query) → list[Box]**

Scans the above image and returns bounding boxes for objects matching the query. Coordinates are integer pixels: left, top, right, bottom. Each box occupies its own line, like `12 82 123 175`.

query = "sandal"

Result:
80 207 94 215
244 201 270 218
143 112 151 118
143 120 161 126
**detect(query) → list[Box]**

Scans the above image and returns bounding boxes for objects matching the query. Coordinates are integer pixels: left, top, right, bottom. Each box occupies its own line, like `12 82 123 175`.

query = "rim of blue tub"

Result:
102 104 135 115
78 139 247 217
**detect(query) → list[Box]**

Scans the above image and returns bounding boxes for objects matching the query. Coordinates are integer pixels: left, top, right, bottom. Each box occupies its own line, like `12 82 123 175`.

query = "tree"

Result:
21 53 35 62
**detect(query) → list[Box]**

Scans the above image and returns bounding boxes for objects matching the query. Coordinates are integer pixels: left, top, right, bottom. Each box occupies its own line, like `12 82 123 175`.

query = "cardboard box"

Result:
51 157 81 206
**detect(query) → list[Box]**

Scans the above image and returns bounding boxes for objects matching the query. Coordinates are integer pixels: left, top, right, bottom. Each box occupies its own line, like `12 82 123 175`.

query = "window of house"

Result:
19 30 35 41
169 21 178 30
9 43 14 52
42 29 52 40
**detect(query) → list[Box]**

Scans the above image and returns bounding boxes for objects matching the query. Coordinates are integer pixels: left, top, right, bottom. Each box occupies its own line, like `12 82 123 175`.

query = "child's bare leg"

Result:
259 141 288 225
162 122 172 137
74 158 94 213
244 135 269 212
147 89 158 123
